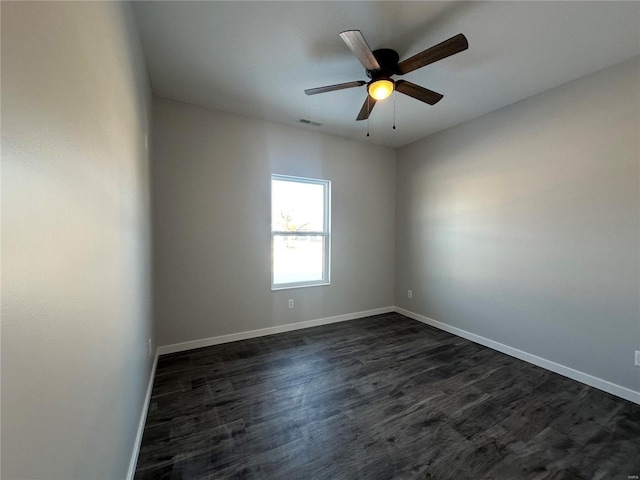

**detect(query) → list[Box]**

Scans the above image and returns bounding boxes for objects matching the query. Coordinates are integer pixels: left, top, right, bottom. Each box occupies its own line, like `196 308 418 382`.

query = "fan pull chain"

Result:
393 90 396 130
366 95 370 137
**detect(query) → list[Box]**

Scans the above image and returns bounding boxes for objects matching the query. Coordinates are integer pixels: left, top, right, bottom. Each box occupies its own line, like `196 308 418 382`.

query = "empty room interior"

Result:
2 1 639 479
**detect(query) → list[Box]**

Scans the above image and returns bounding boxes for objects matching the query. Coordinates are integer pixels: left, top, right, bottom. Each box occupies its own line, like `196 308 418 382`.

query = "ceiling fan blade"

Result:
395 80 443 105
305 80 366 96
356 96 377 121
397 33 468 75
339 30 381 71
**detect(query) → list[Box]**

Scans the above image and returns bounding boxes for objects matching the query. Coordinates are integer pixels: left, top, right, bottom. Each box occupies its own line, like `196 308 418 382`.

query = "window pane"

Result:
273 235 325 285
272 179 325 232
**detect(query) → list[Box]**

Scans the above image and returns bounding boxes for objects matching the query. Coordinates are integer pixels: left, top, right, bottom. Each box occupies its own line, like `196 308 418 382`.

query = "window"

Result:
271 174 331 290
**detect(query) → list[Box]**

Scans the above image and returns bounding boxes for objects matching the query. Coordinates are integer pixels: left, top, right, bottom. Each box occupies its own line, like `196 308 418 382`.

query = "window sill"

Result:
271 281 330 291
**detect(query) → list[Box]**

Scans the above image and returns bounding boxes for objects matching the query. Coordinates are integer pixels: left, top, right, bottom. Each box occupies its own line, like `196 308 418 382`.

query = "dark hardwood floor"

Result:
135 313 640 479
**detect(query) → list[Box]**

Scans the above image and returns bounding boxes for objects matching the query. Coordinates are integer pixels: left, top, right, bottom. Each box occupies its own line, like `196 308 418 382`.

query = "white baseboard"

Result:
395 307 640 405
127 350 159 480
157 306 395 355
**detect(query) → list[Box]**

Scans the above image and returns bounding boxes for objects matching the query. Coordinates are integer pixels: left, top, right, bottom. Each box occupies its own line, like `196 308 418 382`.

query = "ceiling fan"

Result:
305 30 468 121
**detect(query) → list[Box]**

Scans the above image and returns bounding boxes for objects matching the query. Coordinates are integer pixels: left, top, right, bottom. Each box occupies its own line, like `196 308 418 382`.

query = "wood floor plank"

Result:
135 313 640 479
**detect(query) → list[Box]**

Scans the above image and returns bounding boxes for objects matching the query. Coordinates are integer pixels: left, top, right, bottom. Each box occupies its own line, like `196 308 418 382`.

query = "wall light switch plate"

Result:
635 350 640 367
407 290 413 299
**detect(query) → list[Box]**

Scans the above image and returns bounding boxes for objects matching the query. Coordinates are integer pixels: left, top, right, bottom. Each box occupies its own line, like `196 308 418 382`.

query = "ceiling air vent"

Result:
299 118 322 127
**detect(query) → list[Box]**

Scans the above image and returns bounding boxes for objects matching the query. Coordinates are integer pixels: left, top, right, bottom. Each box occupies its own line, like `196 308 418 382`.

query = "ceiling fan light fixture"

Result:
304 31 468 121
368 79 394 100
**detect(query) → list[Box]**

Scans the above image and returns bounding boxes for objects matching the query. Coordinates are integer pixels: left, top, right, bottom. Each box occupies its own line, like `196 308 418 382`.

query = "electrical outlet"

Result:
635 350 640 367
288 299 294 309
145 133 148 150
407 290 413 299
148 339 152 356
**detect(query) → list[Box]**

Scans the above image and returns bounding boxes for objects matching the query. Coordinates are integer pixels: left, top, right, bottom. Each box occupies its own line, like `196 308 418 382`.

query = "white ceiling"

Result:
132 1 640 148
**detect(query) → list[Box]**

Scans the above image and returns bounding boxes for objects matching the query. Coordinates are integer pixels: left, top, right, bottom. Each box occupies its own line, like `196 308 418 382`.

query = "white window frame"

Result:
271 174 331 290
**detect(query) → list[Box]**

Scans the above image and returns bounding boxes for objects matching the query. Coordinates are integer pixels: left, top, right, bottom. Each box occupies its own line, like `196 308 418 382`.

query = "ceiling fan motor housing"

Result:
367 48 400 80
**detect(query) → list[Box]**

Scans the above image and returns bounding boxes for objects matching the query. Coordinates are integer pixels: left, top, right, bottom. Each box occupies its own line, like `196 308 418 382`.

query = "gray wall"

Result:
395 58 640 392
152 98 396 346
1 3 153 479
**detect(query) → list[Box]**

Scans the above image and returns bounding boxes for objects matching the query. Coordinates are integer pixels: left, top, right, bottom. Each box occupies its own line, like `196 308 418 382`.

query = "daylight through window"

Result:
271 174 331 290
